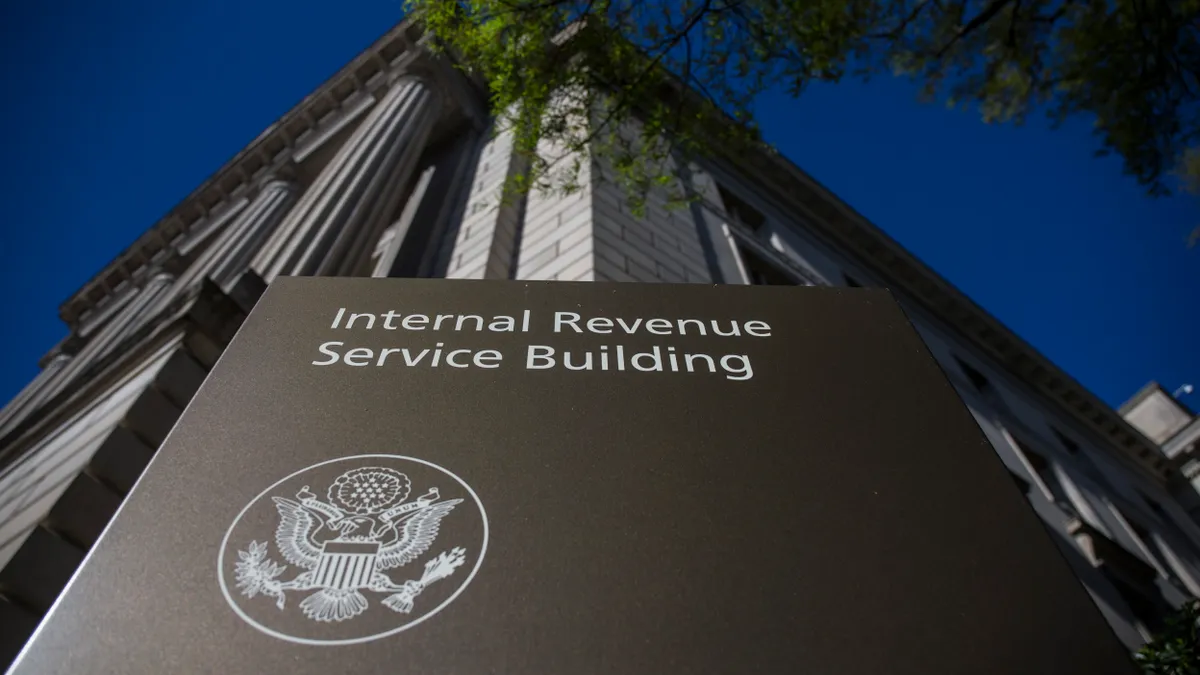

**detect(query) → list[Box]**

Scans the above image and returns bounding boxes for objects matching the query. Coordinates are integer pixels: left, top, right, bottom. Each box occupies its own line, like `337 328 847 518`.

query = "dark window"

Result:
1008 470 1032 495
1126 518 1187 589
843 274 863 288
1123 517 1157 553
738 245 794 286
1017 440 1072 507
1052 427 1081 455
955 356 991 392
1108 574 1167 634
716 184 766 231
1140 492 1168 520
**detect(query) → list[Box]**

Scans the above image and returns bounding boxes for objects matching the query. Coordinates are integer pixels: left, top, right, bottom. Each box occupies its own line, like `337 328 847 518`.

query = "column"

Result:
1 172 293 439
10 274 176 432
210 179 297 289
253 75 441 281
0 355 72 438
148 178 297 320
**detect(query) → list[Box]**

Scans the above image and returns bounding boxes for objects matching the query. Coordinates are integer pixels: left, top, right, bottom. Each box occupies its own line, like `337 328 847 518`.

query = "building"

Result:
1121 383 1200 495
1 18 1199 667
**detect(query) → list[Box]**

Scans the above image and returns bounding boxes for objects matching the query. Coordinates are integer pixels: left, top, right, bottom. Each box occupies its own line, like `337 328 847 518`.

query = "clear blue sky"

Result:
0 0 1196 411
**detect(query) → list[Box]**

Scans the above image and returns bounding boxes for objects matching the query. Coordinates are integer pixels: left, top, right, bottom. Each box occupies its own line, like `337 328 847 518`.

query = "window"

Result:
716 184 766 231
1128 523 1200 596
370 226 397 264
737 244 794 286
1127 519 1159 556
1008 470 1033 496
1140 492 1168 520
1107 574 1167 635
955 356 992 392
1017 440 1072 507
1052 427 1081 455
843 274 863 288
954 355 1014 417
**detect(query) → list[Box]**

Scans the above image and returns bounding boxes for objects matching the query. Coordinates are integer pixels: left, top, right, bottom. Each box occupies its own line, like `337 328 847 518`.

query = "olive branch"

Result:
234 540 289 609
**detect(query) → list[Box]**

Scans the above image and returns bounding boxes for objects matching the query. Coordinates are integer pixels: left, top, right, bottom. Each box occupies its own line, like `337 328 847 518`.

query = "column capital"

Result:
385 69 433 87
44 353 72 368
260 62 442 279
146 271 176 287
406 53 488 131
256 177 297 195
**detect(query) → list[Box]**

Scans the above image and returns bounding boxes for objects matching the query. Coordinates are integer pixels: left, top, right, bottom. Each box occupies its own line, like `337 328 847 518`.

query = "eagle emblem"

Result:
231 466 466 622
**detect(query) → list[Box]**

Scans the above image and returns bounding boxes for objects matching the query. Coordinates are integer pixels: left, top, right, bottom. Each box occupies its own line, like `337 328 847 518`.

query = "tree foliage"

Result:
407 0 1200 207
1135 601 1200 675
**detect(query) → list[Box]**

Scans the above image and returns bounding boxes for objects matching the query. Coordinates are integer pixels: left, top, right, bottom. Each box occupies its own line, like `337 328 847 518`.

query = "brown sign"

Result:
11 278 1138 674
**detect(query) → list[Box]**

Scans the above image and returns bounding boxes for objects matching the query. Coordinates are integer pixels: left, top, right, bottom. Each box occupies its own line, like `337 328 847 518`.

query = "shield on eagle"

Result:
313 541 380 591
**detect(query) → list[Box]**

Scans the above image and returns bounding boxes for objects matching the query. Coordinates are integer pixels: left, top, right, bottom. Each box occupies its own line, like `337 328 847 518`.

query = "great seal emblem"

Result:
218 454 487 645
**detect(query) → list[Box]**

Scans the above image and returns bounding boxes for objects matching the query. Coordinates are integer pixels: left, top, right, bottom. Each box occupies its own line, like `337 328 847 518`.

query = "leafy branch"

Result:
410 0 1200 227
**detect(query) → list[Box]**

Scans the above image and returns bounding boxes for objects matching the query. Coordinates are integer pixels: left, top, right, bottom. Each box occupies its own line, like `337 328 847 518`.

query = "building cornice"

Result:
713 142 1172 485
58 19 433 327
1119 381 1178 415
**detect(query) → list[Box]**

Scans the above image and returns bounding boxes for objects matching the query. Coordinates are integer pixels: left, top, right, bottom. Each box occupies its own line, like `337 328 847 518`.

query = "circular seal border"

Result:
217 453 489 646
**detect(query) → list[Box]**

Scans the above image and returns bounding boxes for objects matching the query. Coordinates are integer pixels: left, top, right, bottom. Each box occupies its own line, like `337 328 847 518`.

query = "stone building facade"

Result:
1 19 1199 667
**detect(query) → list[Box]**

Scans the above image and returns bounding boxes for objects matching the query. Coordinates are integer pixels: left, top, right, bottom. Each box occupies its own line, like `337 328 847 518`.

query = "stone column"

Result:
0 355 71 437
210 179 297 289
2 172 292 436
253 75 441 281
18 274 176 423
149 178 297 319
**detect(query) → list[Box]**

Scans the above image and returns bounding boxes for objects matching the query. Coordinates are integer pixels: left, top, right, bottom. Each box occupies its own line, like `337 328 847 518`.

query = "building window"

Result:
955 357 991 392
1125 518 1168 569
1016 440 1072 508
737 244 794 286
1008 470 1033 496
1126 521 1200 597
1140 492 1168 520
716 184 766 231
1052 427 1081 455
1107 573 1167 636
954 355 1014 417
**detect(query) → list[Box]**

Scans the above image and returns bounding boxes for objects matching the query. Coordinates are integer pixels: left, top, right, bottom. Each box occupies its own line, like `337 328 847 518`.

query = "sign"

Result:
11 278 1139 674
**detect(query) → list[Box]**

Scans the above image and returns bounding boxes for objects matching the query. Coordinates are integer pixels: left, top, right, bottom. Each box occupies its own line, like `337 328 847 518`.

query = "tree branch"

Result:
1007 0 1022 49
869 0 933 39
580 0 715 144
934 0 1016 58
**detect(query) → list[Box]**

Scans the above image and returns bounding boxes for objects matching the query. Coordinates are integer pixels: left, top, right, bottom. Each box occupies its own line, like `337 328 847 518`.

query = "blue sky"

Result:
0 0 1196 411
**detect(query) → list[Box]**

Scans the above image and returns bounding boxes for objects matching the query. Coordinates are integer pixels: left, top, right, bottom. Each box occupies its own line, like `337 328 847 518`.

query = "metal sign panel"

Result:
11 278 1138 674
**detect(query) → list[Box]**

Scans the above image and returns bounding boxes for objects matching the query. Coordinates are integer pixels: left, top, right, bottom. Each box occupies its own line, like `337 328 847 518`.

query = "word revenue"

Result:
311 343 755 381
329 308 773 338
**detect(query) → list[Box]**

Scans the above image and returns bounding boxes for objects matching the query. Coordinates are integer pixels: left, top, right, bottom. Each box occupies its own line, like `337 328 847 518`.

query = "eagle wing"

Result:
376 499 463 570
272 497 323 569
